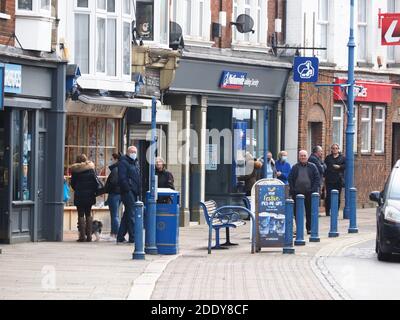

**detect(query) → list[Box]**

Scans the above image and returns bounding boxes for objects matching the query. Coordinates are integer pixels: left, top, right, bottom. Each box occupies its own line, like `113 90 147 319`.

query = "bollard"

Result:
310 193 321 242
329 190 339 238
283 199 295 254
295 195 306 246
348 188 359 234
133 202 145 260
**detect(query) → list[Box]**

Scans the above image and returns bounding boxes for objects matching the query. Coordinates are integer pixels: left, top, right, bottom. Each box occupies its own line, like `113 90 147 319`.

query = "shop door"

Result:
308 122 323 153
36 132 46 240
393 124 400 167
0 112 10 242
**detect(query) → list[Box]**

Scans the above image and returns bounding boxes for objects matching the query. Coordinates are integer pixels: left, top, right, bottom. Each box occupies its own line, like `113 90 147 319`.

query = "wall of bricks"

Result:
0 0 15 46
298 71 399 207
211 0 285 48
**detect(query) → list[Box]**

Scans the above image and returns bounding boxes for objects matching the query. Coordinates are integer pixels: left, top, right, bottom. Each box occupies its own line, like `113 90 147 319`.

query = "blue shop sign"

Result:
293 57 319 83
219 71 248 90
4 64 22 94
0 65 4 111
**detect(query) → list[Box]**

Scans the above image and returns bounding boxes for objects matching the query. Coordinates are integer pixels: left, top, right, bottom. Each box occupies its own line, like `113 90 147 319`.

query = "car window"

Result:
388 169 400 200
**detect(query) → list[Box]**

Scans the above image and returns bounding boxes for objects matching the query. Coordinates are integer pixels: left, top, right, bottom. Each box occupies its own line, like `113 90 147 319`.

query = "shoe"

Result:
307 230 311 235
117 240 128 245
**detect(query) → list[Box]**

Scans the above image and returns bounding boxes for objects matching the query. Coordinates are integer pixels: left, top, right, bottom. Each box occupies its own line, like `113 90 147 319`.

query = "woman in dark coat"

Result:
70 154 98 242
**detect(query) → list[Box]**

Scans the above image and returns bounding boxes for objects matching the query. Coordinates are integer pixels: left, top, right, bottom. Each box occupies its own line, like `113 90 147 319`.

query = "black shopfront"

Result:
0 54 66 244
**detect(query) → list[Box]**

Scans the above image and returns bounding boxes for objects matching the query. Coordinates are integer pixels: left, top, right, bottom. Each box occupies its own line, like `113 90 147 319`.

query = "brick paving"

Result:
0 209 376 300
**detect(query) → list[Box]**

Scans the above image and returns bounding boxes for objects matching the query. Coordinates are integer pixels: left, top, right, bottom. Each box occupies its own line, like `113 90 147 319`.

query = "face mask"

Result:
281 156 288 162
129 153 137 161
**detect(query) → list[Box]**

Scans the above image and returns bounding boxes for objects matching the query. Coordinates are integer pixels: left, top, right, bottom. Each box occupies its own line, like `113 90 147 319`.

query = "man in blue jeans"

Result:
117 146 141 244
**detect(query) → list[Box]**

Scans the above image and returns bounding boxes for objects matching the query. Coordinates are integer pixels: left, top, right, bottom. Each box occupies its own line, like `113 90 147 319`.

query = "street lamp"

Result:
343 0 357 226
145 97 158 254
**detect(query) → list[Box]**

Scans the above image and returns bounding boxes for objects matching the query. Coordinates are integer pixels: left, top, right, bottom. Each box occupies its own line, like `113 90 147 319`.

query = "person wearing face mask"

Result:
275 151 291 185
117 146 141 244
104 153 121 239
259 151 277 179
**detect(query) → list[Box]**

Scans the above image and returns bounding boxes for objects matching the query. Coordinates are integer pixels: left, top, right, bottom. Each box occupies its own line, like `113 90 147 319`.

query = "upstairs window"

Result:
0 0 10 19
17 0 50 14
136 0 169 46
357 0 367 62
387 0 399 64
317 0 329 61
232 0 267 48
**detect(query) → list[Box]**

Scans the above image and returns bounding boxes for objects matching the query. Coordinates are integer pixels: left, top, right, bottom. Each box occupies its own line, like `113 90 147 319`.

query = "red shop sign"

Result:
333 78 399 104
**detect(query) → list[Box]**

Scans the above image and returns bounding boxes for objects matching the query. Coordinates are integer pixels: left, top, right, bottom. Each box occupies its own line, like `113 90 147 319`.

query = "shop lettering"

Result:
244 78 260 87
4 69 21 90
357 87 368 98
220 71 260 89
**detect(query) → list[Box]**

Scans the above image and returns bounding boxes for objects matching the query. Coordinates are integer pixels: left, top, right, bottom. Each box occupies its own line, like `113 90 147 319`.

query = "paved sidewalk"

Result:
0 208 376 300
151 209 376 300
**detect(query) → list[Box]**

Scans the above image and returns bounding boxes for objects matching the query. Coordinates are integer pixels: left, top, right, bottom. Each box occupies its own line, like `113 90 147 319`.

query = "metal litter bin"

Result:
146 188 180 255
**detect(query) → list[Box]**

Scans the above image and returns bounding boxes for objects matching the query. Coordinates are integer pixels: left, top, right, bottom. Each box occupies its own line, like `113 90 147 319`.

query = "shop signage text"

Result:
334 78 399 104
381 14 400 46
4 64 22 94
219 71 260 90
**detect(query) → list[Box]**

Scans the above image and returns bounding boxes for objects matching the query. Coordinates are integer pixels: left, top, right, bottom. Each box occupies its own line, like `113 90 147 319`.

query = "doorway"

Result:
36 132 46 240
0 112 10 242
308 122 323 153
393 123 400 167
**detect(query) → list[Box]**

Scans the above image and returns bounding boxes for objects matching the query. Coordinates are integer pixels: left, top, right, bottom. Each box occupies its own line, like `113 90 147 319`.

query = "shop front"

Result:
0 57 66 244
167 58 291 223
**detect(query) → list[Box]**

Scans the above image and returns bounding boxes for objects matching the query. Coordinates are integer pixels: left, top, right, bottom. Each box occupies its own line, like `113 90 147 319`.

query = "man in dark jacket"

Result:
288 150 320 234
117 146 141 244
324 144 346 217
105 153 121 238
308 146 326 190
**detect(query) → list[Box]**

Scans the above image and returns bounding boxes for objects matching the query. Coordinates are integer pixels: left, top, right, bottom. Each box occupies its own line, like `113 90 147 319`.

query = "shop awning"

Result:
78 95 162 108
66 95 162 118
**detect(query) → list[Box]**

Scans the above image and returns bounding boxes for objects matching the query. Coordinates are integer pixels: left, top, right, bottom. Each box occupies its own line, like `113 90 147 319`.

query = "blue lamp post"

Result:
343 0 356 221
145 97 158 254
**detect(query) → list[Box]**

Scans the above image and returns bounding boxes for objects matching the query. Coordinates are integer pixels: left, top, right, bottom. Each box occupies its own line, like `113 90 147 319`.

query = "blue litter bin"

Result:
146 188 180 255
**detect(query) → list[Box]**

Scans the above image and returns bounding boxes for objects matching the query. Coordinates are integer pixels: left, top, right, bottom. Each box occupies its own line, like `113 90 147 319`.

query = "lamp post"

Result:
343 0 356 221
145 97 158 254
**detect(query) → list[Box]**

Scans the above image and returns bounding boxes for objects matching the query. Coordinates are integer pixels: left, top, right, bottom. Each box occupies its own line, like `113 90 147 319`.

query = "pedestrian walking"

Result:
104 153 121 239
117 146 141 244
156 156 175 203
237 152 263 196
275 150 291 185
288 150 320 234
324 143 346 217
308 146 326 191
70 154 98 242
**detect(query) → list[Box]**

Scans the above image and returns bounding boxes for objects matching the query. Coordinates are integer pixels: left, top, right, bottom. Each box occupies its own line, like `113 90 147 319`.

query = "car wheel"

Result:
377 243 392 262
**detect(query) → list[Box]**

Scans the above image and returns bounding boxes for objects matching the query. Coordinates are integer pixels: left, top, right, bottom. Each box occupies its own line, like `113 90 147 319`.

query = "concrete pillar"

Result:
179 98 191 227
284 77 300 165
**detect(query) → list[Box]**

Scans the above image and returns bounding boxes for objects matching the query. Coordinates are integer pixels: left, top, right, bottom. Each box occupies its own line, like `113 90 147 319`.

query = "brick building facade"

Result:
0 0 15 46
298 71 400 208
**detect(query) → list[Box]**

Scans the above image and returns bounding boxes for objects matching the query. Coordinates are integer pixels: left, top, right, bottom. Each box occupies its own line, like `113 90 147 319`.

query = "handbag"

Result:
95 175 105 196
63 179 70 203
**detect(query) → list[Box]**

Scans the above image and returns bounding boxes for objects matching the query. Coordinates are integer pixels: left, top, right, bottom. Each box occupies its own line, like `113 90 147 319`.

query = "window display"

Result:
65 116 120 207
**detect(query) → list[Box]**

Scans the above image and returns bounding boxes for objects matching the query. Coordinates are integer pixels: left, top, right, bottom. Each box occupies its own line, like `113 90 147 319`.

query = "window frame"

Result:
387 0 399 64
360 105 372 154
172 0 211 46
231 0 268 49
16 0 51 16
332 104 344 150
317 0 329 61
357 0 368 63
0 0 10 19
374 106 385 154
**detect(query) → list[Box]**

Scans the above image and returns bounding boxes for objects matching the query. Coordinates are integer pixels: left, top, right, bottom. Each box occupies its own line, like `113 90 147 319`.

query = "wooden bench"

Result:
200 200 255 254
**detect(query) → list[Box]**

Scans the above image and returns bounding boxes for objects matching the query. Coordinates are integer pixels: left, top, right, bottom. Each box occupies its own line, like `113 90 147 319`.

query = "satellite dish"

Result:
169 21 185 50
231 14 255 34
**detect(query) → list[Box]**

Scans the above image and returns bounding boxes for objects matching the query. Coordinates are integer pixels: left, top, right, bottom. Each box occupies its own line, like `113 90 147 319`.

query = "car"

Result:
369 160 400 261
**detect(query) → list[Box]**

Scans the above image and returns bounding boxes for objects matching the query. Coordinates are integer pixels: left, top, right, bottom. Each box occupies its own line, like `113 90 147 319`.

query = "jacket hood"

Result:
109 162 118 171
71 161 95 173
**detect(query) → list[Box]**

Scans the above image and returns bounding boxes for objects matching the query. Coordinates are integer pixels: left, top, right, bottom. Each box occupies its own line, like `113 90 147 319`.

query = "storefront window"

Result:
65 116 120 207
13 111 32 201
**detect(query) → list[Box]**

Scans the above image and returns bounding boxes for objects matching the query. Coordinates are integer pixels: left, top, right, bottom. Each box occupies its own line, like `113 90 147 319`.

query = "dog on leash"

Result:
92 220 103 242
